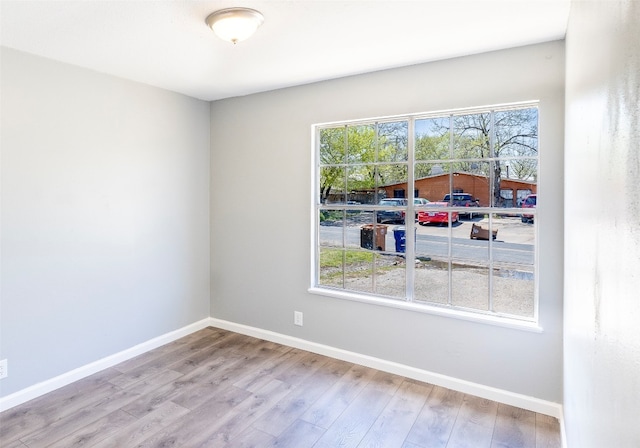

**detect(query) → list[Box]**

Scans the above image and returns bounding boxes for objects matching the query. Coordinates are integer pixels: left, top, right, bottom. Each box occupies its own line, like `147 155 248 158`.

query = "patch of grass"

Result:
320 249 373 268
319 249 406 283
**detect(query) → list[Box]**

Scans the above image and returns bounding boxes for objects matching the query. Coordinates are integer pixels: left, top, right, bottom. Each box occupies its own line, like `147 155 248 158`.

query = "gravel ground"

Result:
321 255 535 318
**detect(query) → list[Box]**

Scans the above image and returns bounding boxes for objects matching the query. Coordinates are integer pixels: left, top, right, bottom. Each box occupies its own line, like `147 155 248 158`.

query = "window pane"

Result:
453 113 491 160
415 117 450 161
492 159 537 208
376 198 407 225
452 264 489 311
319 209 344 248
374 253 406 299
344 249 375 293
359 222 390 251
378 121 408 162
347 165 375 194
414 231 449 305
320 166 345 204
378 163 408 190
494 108 538 158
491 213 535 317
318 247 345 289
347 124 376 164
492 267 534 317
415 162 451 202
446 161 489 210
455 219 490 263
319 127 345 165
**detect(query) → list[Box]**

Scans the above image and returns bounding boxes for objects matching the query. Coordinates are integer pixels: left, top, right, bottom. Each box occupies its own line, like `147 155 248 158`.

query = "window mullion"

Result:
406 119 416 302
488 111 496 312
448 115 454 307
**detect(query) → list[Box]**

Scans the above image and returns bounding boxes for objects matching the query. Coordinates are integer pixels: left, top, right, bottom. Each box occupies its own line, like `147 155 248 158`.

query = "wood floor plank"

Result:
19 388 141 448
120 351 245 417
220 426 276 448
405 385 465 448
491 403 537 448
366 370 406 395
124 368 184 396
535 414 562 448
163 334 251 374
196 378 294 446
267 419 325 448
0 367 121 443
312 380 394 448
232 348 308 393
358 379 432 447
0 328 561 448
135 385 251 448
2 439 29 448
402 441 427 448
112 327 221 373
45 409 136 448
447 395 499 448
0 381 126 443
89 401 191 448
108 364 165 389
299 363 378 429
169 349 285 411
251 357 352 437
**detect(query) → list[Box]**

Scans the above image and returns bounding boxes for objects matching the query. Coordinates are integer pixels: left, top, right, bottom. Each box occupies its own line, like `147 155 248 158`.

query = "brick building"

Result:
382 172 537 207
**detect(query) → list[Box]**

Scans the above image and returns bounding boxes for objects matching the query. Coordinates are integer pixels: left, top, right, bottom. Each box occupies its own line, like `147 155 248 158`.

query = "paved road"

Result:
319 224 534 266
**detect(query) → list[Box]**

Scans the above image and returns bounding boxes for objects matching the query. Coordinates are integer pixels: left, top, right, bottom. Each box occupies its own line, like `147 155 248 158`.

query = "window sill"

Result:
308 287 543 333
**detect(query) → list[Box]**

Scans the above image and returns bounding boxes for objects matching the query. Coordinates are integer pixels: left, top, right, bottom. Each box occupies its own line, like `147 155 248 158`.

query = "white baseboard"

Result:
0 318 213 412
1 316 564 430
209 318 563 419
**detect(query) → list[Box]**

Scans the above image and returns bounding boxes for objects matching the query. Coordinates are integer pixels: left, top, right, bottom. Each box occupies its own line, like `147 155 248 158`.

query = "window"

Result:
312 103 538 324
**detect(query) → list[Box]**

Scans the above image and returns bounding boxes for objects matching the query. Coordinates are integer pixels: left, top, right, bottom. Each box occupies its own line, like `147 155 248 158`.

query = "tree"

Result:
319 122 410 203
448 108 538 205
319 127 345 203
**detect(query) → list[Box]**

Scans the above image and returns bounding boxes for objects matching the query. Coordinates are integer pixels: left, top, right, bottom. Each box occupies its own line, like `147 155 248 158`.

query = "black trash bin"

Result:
393 226 406 252
360 224 387 251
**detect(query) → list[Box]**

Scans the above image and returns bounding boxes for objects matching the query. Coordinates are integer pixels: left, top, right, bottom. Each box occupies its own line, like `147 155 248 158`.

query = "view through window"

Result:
313 103 538 321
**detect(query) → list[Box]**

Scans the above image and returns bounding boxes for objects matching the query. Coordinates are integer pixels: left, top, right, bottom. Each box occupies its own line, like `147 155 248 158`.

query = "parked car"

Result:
376 198 407 223
521 194 537 223
442 193 479 218
413 197 430 219
418 202 459 226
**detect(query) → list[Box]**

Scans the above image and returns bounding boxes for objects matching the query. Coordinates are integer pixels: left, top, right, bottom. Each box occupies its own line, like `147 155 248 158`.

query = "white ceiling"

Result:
0 0 571 101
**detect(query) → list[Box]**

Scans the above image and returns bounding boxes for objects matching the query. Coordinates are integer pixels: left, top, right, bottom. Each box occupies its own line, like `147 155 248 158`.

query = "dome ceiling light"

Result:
205 7 264 44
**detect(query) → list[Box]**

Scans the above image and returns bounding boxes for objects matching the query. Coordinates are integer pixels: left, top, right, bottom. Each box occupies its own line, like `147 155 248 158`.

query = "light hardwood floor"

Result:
0 327 561 448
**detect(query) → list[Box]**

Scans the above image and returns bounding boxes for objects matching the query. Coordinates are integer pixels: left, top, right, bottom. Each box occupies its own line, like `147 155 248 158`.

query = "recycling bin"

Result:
360 224 387 251
393 226 407 252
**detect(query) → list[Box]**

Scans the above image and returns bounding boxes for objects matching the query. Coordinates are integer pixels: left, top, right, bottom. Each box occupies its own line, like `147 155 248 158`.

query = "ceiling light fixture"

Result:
205 7 264 44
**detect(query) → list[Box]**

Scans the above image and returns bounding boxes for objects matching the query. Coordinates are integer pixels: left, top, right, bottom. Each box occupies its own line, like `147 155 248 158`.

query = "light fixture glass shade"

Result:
205 8 264 44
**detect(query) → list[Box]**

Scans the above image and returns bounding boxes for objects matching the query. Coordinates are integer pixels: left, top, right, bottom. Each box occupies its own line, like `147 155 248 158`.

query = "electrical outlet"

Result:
0 359 7 380
294 311 303 326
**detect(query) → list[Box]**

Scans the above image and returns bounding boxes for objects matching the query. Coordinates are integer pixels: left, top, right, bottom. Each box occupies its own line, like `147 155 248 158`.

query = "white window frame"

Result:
309 102 541 332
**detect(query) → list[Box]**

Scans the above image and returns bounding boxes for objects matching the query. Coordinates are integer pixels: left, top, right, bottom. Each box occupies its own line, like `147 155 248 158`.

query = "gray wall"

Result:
210 41 565 402
0 48 211 397
564 1 640 446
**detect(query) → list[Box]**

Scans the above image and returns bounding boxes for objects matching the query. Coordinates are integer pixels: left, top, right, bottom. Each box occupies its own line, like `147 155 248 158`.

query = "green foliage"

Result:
319 122 409 200
319 249 374 269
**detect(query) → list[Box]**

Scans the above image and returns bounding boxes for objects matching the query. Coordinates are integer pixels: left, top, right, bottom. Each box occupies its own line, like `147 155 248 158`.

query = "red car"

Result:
418 202 459 226
521 194 537 223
